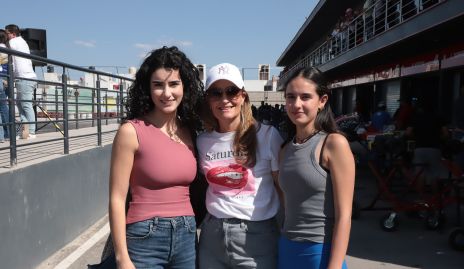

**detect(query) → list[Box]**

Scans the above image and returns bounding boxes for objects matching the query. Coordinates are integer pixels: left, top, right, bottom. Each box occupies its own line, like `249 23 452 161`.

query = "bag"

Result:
87 253 116 269
88 191 129 268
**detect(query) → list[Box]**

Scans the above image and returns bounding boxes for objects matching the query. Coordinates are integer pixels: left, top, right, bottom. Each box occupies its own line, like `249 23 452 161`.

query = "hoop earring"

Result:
317 107 322 114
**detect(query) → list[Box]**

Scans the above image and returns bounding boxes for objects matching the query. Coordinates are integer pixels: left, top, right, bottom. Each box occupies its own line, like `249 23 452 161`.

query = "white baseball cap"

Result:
205 63 244 90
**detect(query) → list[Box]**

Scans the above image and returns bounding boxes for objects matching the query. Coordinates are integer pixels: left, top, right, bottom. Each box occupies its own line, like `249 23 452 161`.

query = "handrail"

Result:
278 0 446 85
0 45 134 167
0 46 130 80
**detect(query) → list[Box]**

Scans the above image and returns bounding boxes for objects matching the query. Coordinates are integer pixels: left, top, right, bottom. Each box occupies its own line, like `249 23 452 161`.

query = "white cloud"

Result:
134 43 152 49
133 39 193 58
177 40 193 47
74 40 96 48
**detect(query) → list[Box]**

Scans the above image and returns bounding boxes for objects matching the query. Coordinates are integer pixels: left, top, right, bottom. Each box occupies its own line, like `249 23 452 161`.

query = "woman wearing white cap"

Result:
196 63 283 268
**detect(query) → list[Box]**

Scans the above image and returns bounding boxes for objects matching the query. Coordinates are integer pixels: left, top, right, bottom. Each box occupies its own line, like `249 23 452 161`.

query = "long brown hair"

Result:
282 67 338 146
202 89 258 167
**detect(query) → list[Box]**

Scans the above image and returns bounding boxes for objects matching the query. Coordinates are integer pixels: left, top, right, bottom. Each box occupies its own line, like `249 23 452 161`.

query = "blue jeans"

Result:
199 214 278 269
16 80 36 134
0 80 8 139
126 216 196 269
278 236 348 269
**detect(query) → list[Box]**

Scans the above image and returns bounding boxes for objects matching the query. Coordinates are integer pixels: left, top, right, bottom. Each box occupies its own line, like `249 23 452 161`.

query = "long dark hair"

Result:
282 66 338 146
124 46 204 134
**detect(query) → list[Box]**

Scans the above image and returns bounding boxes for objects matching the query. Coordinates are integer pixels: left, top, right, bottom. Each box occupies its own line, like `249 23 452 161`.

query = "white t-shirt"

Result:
8 36 37 79
197 123 283 221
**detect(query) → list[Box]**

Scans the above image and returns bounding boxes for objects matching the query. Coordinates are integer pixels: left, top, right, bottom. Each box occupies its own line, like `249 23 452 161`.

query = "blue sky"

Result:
2 0 317 78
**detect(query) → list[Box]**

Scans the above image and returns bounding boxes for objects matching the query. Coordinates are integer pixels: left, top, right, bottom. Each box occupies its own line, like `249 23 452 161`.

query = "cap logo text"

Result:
218 65 229 75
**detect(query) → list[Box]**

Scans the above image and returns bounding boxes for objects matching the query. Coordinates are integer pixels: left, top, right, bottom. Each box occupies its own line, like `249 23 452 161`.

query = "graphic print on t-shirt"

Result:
207 163 248 189
205 160 256 196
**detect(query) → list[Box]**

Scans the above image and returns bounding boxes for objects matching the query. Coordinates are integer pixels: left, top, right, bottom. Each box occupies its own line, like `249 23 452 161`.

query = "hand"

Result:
117 258 136 269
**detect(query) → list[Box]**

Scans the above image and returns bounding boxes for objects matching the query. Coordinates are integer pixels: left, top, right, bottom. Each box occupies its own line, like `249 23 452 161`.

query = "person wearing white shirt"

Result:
197 63 283 269
5 24 37 139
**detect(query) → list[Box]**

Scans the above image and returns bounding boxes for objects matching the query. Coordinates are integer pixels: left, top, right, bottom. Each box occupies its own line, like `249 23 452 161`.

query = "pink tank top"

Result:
126 119 196 224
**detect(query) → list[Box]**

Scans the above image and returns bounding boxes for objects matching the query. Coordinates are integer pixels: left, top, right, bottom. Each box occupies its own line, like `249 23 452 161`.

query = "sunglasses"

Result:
207 86 242 99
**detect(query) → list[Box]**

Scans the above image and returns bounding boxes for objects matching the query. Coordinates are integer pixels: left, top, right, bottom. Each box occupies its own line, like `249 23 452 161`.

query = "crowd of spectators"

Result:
252 101 287 134
280 0 442 78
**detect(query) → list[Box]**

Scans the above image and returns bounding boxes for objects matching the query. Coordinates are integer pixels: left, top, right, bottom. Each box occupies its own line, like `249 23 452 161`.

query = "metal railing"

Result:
0 46 134 167
279 0 445 84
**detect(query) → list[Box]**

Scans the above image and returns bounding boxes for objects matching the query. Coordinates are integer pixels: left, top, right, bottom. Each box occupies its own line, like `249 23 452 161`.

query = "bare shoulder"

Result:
113 122 138 150
117 122 137 138
325 133 350 151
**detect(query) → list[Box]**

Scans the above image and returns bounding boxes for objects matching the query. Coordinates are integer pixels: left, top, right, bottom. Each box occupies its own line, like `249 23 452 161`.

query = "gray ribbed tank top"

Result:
278 132 334 243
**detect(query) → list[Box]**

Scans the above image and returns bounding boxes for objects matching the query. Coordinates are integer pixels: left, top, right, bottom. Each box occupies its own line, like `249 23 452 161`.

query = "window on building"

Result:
259 64 270 80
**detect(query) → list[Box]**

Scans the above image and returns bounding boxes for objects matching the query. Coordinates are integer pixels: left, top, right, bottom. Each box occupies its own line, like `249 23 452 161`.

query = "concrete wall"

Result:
248 91 285 106
0 145 112 269
244 79 279 92
244 80 269 91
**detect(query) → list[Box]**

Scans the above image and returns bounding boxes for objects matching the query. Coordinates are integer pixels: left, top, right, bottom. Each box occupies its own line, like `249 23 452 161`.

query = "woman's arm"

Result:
109 123 138 269
324 133 355 269
270 126 284 206
276 145 287 206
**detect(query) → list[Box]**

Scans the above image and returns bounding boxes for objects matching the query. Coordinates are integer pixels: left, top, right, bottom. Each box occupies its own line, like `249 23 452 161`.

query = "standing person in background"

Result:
0 30 9 142
278 67 355 269
109 46 203 269
393 97 413 130
406 104 449 191
5 24 37 139
197 63 283 269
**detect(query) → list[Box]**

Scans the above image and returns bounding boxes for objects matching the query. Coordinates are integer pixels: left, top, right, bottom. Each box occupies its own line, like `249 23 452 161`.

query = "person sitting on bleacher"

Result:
370 101 391 132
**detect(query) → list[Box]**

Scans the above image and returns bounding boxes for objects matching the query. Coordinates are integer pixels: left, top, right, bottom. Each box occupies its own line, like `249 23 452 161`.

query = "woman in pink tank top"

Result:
106 46 203 269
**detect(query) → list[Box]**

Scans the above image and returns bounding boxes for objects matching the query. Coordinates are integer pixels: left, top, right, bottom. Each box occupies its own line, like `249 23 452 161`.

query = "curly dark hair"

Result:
124 46 204 133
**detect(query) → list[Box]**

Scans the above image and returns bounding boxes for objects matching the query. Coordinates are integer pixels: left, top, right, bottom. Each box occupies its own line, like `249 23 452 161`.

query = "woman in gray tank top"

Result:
278 67 355 269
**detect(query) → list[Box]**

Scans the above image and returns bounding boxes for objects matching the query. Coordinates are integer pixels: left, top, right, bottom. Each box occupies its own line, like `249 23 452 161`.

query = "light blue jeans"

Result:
199 213 278 269
0 80 7 139
16 80 36 134
126 216 196 269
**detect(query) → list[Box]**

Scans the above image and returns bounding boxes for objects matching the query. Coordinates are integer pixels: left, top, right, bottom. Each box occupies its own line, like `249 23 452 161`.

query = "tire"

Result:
425 211 445 230
449 228 464 251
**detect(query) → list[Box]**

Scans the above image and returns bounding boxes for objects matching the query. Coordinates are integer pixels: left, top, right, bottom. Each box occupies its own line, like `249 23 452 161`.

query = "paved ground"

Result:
37 209 464 269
